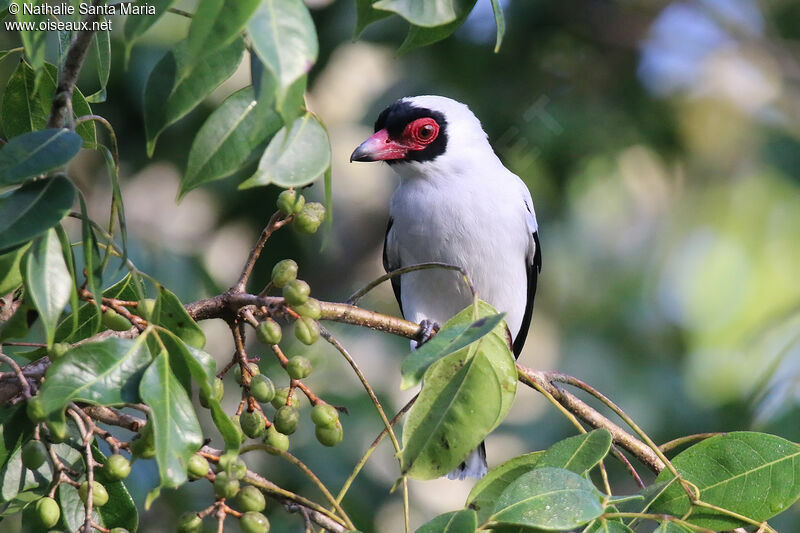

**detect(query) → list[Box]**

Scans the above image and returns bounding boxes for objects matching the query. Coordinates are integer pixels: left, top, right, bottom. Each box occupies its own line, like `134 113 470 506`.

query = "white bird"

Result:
351 95 541 479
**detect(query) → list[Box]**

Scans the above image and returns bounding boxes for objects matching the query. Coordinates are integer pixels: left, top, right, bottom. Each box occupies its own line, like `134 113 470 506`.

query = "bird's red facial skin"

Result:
350 118 440 162
401 118 440 150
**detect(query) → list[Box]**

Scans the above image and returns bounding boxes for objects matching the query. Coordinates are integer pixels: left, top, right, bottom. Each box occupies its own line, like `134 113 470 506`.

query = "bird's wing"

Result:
382 217 403 314
512 197 541 357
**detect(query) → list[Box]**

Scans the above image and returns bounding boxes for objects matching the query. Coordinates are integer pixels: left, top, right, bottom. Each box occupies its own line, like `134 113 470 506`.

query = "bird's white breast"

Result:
388 167 531 339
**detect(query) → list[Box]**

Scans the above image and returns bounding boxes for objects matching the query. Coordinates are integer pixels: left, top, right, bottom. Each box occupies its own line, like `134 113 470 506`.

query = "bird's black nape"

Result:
374 100 448 164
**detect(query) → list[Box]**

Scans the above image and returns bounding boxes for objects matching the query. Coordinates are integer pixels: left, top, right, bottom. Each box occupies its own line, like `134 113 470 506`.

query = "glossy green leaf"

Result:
59 483 101 531
466 451 544 523
54 224 80 344
37 336 152 417
0 299 37 343
374 0 472 27
400 303 516 479
0 175 76 254
489 0 505 52
355 0 392 38
143 37 244 156
397 0 476 54
416 509 478 533
87 23 111 103
247 0 318 91
0 442 53 502
181 87 282 197
0 405 34 471
0 129 82 185
123 0 177 57
92 446 139 530
401 312 505 389
153 286 205 349
536 429 613 474
99 145 128 263
653 522 693 533
651 431 800 530
15 8 46 74
185 0 260 66
585 520 635 533
78 195 103 316
0 61 95 146
240 112 331 189
0 243 30 295
22 228 71 348
139 345 203 489
489 467 604 530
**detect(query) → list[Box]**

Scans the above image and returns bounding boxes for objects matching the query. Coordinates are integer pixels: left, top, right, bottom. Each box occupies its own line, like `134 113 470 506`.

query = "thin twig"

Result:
0 352 31 399
232 213 292 293
347 262 477 305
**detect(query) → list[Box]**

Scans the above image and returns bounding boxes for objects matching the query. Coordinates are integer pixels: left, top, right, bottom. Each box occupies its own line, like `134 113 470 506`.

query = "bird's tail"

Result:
446 442 487 480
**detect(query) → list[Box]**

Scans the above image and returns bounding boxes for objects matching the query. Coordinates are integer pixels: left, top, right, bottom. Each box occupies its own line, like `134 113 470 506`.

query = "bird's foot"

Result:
415 319 440 347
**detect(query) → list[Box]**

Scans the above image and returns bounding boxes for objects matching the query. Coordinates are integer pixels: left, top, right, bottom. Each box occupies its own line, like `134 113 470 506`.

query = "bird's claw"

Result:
416 319 440 346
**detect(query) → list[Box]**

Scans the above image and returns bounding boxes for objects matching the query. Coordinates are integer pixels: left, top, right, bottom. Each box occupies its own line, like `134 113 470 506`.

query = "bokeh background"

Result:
3 0 800 531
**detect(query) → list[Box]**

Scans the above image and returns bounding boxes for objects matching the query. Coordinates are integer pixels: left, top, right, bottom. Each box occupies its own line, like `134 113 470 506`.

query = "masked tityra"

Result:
351 95 542 480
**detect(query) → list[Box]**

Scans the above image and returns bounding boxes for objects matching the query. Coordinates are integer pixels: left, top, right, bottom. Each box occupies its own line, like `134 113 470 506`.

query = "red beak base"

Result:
350 129 408 162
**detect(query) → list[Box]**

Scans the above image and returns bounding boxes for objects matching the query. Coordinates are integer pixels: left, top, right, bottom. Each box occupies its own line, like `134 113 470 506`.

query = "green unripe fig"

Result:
214 471 240 499
270 260 298 289
295 202 325 234
22 440 48 470
227 457 248 480
131 423 156 459
137 298 156 318
240 409 266 439
286 356 313 380
110 529 130 533
103 454 131 480
315 420 343 447
50 342 70 360
294 317 320 346
45 420 67 443
177 512 203 533
263 426 289 454
240 511 270 533
274 406 299 435
229 415 246 443
270 387 298 409
101 308 132 331
292 298 321 320
235 485 266 512
26 396 46 423
234 362 260 385
249 374 276 404
35 496 60 528
79 481 109 507
311 404 339 429
187 454 209 480
276 189 304 215
200 377 224 408
256 318 282 345
282 279 310 306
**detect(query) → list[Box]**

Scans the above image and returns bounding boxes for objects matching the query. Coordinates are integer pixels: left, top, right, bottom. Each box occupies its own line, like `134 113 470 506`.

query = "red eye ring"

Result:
403 118 439 149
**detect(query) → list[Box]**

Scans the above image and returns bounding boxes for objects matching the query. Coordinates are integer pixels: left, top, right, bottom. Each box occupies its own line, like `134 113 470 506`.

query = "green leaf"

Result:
400 303 517 479
0 243 30 295
86 23 111 103
0 61 95 146
79 196 103 318
0 129 82 185
536 429 613 474
0 405 34 471
0 175 76 254
584 520 635 533
180 87 282 197
489 467 604 530
54 224 80 344
466 451 544 523
153 286 205 349
92 446 139 531
0 441 53 502
489 0 505 52
401 312 505 390
397 0 476 54
0 298 37 343
185 0 260 67
123 0 177 57
652 522 693 533
37 336 152 418
143 37 245 156
59 483 101 531
240 112 331 189
15 7 47 74
374 0 472 27
22 228 71 348
355 0 392 38
416 509 478 533
139 345 204 489
247 0 318 91
651 431 800 530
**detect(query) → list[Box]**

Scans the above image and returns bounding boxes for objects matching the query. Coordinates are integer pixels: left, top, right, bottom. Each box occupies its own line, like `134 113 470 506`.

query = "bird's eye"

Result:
419 125 434 138
407 118 439 146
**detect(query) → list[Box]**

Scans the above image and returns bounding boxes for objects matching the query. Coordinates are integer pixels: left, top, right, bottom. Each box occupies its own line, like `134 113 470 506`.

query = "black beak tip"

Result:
350 146 373 163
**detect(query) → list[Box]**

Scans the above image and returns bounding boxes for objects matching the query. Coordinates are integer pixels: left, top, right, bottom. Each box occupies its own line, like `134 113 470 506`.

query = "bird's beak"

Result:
350 129 408 162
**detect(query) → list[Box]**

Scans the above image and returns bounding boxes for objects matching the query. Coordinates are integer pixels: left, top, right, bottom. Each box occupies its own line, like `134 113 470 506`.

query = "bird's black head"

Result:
350 98 448 164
